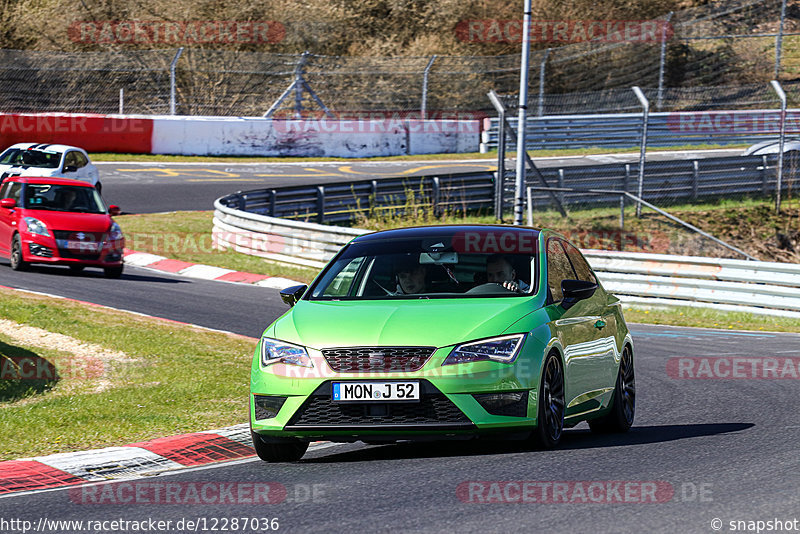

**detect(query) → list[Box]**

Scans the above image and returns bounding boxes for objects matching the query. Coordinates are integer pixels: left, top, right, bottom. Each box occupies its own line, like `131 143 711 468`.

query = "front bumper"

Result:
20 232 124 266
250 345 545 442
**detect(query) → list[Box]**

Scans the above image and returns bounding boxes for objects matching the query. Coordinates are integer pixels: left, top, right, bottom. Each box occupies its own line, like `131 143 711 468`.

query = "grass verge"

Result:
0 288 256 461
624 305 800 334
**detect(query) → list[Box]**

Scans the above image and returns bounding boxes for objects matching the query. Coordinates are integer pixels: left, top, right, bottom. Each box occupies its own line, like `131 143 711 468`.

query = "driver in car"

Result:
486 254 529 293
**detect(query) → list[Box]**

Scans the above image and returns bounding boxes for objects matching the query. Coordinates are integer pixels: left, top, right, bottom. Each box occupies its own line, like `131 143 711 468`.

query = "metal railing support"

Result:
487 91 507 221
775 0 788 79
656 12 673 111
632 86 650 218
169 47 184 115
421 55 437 119
537 48 551 117
770 80 786 213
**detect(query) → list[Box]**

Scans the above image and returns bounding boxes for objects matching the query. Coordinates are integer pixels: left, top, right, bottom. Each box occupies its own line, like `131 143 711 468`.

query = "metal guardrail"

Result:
217 172 494 226
585 250 800 318
481 111 795 151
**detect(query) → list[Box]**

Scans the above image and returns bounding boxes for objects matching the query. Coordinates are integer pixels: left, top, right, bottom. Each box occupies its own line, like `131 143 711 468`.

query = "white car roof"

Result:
3 143 87 154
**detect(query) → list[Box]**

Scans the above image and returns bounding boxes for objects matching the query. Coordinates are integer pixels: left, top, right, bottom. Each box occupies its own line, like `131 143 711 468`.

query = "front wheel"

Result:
104 265 124 278
589 346 635 433
10 235 28 271
530 352 565 449
251 432 308 462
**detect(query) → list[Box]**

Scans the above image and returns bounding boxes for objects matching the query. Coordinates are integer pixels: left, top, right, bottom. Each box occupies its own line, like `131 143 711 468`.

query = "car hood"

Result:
21 210 111 233
1 166 60 176
272 298 537 349
743 139 800 155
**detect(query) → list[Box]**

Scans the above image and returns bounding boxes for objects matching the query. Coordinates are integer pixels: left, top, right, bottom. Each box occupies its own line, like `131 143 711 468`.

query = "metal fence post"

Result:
316 186 325 223
431 176 441 217
488 90 508 221
656 12 673 111
632 86 650 217
692 160 699 201
119 87 124 114
775 0 787 80
770 80 786 213
169 47 183 115
269 189 277 217
514 0 534 226
761 155 769 197
421 55 437 119
538 48 551 117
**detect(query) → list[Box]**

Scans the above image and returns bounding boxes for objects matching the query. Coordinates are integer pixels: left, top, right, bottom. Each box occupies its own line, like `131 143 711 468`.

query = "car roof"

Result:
4 143 85 154
352 224 542 243
4 176 95 187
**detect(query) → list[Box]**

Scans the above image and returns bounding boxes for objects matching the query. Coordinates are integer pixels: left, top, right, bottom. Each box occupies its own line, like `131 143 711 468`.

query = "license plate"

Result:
332 381 419 402
66 241 100 253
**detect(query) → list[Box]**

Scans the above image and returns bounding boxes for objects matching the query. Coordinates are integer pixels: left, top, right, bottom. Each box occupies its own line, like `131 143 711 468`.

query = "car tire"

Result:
530 352 565 449
251 431 308 462
103 265 124 278
588 346 635 433
10 235 28 271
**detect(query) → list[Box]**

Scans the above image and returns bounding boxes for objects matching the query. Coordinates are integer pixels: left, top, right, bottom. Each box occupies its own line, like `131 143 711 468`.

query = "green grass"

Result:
624 304 800 334
0 288 258 461
89 143 746 163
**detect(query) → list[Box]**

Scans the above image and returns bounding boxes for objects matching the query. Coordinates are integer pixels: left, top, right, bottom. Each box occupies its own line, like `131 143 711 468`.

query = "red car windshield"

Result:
22 184 106 214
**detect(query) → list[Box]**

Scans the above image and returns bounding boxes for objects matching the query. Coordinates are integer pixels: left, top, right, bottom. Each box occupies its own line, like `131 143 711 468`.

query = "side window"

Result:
63 151 77 168
6 183 22 203
546 238 577 302
562 241 597 284
74 152 89 168
0 181 10 198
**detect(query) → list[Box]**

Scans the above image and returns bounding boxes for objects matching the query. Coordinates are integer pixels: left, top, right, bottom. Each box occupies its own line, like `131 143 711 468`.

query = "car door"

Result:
545 237 612 418
0 181 22 255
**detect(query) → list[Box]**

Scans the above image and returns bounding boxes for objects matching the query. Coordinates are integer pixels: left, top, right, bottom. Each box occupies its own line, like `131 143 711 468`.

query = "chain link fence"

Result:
0 0 796 116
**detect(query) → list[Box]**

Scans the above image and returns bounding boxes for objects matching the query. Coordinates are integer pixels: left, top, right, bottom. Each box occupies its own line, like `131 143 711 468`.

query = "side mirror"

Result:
280 284 307 307
0 198 15 209
63 165 77 173
561 279 597 310
108 205 121 216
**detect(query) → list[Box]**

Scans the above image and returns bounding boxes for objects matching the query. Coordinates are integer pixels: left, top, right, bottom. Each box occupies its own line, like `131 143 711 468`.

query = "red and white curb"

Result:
0 425 328 496
123 250 301 289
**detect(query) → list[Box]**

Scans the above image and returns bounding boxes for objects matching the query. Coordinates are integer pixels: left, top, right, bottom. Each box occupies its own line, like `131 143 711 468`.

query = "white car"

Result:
0 143 101 193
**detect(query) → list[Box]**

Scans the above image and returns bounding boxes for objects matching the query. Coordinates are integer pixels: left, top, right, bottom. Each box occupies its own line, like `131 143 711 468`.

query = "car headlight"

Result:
260 338 313 368
443 334 526 365
108 222 123 241
23 217 49 237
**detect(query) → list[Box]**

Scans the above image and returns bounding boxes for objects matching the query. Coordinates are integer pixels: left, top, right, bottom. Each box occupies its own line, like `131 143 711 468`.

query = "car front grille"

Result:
286 381 471 428
53 230 104 260
321 346 435 373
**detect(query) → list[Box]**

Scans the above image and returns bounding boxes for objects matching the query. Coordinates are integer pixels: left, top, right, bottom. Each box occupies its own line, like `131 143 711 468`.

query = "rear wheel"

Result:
251 431 308 462
589 346 635 433
530 352 565 449
104 265 123 278
10 235 27 271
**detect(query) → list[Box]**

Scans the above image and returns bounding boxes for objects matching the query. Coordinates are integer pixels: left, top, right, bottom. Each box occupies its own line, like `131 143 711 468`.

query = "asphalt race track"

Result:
0 258 798 532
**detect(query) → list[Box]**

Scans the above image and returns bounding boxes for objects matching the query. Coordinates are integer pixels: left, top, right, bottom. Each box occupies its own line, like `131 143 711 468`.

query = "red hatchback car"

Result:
0 177 124 277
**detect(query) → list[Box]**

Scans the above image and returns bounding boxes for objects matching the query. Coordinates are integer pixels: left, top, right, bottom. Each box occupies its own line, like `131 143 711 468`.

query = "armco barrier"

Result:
212 204 800 317
481 110 800 151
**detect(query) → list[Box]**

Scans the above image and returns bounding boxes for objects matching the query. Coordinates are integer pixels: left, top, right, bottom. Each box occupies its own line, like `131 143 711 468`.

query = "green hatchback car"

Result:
250 225 635 461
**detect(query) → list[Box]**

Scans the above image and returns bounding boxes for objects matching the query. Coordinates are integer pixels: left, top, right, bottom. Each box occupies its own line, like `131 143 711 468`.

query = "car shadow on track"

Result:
300 423 754 463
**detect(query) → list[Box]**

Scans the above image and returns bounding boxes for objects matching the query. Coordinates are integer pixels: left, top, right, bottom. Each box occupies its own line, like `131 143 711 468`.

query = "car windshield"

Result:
0 148 60 169
308 231 538 300
22 184 106 214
